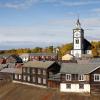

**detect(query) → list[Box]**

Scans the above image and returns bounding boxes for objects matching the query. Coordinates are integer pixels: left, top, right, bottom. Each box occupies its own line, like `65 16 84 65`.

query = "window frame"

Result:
38 77 41 84
78 75 84 81
66 84 71 89
43 78 46 84
94 74 100 82
66 74 71 81
79 84 84 89
38 69 41 75
43 69 46 75
19 75 22 80
75 39 79 44
32 76 36 83
32 68 35 74
15 74 18 79
27 75 30 82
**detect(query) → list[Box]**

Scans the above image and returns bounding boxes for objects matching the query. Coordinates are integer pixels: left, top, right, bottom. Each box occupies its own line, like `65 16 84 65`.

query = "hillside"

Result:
0 83 100 100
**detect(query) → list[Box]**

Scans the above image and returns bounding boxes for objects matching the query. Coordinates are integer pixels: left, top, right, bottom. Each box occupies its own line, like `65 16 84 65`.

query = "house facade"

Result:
13 61 60 86
20 53 57 62
60 63 100 94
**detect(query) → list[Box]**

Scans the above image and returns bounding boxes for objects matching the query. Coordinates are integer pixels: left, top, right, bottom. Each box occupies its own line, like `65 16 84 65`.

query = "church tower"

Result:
71 19 85 58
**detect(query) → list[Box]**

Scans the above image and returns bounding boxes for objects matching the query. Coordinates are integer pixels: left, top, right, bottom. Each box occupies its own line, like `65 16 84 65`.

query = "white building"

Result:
71 19 92 58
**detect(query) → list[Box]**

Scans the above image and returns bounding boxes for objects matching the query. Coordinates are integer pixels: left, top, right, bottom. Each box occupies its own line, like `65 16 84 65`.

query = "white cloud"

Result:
0 0 100 9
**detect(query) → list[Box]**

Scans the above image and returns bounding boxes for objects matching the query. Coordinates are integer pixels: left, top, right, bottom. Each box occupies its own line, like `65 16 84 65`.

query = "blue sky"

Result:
0 0 100 49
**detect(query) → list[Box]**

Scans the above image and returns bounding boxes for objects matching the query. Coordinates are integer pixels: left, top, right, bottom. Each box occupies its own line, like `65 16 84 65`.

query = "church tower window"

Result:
75 39 79 44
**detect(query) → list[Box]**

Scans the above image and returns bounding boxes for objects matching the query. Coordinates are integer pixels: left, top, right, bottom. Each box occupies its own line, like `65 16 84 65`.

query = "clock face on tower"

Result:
74 31 80 37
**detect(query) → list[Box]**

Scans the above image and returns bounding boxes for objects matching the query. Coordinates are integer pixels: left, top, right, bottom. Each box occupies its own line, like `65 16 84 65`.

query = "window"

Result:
76 39 79 44
94 74 100 81
15 74 18 79
38 77 41 83
32 68 35 74
79 75 84 81
32 76 36 82
23 68 26 73
79 84 84 89
19 75 21 80
27 68 30 73
66 84 71 89
38 69 41 74
27 76 30 81
66 74 71 81
43 70 46 75
23 75 26 81
43 78 46 84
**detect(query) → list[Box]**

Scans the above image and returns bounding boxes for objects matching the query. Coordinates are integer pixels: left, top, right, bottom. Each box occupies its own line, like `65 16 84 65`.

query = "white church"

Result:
70 19 92 58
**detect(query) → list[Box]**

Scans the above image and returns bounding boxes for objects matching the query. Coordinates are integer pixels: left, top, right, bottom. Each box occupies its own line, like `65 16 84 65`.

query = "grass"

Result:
0 83 100 100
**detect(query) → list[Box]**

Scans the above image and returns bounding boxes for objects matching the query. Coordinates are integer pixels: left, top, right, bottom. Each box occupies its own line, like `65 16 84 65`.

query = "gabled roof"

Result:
0 64 7 70
7 54 23 63
60 63 100 74
24 61 56 69
0 68 22 74
83 38 92 50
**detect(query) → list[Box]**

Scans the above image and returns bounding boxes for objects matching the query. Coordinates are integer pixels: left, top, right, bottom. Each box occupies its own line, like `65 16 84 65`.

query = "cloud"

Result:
0 0 100 9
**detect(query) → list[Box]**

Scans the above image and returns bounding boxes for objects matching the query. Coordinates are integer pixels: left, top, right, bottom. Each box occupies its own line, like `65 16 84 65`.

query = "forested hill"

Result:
0 41 99 57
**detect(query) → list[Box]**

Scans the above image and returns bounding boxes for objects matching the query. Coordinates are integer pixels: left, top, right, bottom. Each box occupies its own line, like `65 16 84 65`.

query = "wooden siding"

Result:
22 67 48 86
60 74 89 84
48 80 60 88
90 68 100 94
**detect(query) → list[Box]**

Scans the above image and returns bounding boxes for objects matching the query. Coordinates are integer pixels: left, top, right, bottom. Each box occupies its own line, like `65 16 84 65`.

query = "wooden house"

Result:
22 61 60 86
6 54 23 63
0 67 22 82
13 61 60 86
20 53 57 62
60 63 100 94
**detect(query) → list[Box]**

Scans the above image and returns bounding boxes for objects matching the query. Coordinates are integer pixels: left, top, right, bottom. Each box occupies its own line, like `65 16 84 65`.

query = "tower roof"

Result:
76 18 81 29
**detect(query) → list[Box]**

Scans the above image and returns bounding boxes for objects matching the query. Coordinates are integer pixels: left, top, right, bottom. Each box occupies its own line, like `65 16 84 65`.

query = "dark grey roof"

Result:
0 68 22 74
0 64 7 70
60 63 100 74
0 54 10 59
24 61 55 68
7 54 23 63
89 58 100 64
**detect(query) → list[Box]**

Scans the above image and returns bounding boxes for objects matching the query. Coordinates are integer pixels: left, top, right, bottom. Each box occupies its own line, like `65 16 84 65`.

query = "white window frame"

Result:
15 74 18 79
32 68 35 74
78 75 84 81
27 68 30 73
94 74 100 82
43 78 46 84
27 76 30 81
66 74 71 81
23 68 26 73
19 75 22 80
23 75 26 81
32 76 36 82
38 77 41 83
43 70 46 75
38 69 41 74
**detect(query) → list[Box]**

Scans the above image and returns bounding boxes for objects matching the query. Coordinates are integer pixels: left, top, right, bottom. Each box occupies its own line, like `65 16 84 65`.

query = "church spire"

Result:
76 18 81 29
